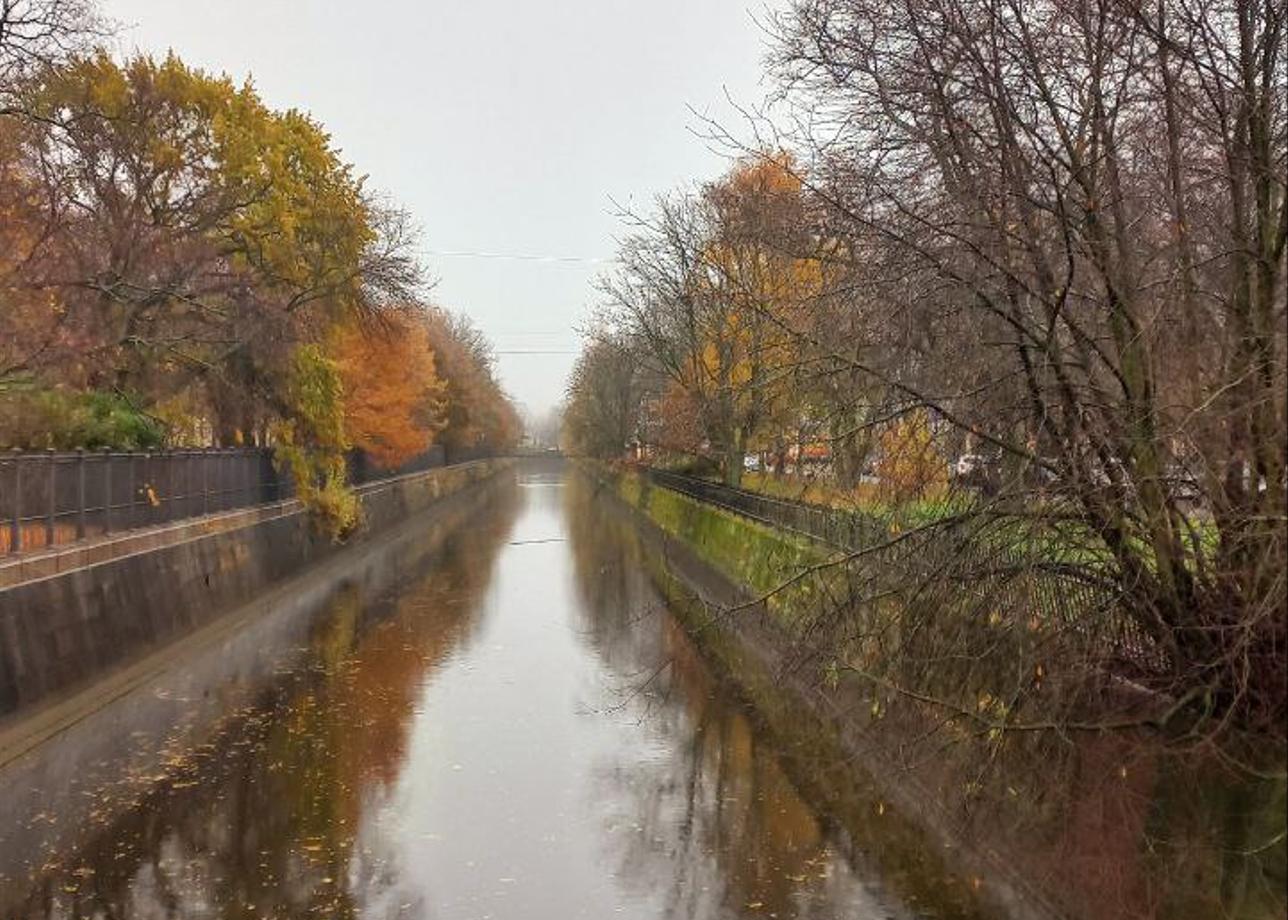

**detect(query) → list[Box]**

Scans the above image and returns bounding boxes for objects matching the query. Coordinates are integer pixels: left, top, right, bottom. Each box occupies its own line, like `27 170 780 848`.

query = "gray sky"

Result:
105 0 775 415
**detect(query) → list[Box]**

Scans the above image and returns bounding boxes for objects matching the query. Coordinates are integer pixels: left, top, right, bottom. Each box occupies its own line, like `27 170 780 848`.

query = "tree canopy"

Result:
568 0 1286 746
1 34 519 534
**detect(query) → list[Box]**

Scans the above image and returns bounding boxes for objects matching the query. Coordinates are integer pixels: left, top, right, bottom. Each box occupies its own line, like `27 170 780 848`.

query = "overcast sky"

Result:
104 0 775 415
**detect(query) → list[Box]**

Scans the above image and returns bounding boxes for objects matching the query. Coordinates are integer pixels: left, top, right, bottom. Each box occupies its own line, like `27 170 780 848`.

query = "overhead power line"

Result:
425 249 607 265
493 349 579 355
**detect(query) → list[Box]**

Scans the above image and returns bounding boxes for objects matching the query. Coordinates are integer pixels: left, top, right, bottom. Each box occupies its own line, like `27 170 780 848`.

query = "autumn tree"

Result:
873 409 948 503
331 309 445 469
563 333 643 458
420 307 520 455
600 156 823 485
13 53 415 415
0 47 528 538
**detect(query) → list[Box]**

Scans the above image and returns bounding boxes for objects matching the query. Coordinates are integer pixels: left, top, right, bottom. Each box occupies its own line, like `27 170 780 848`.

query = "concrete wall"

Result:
0 460 509 719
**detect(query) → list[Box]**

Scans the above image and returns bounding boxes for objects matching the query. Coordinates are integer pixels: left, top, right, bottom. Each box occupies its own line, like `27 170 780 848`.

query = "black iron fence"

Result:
639 466 1162 672
0 442 492 555
0 449 281 554
345 444 444 485
643 468 888 548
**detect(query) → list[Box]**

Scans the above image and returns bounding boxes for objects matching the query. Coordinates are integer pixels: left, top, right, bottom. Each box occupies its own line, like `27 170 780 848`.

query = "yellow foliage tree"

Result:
875 410 949 503
692 154 823 485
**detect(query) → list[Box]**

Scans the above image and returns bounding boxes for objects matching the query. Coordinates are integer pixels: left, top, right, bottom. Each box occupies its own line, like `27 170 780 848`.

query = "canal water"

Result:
4 465 993 920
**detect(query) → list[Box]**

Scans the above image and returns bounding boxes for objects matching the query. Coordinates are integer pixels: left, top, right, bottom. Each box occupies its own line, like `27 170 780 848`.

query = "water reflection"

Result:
10 481 518 920
7 465 994 920
565 473 987 920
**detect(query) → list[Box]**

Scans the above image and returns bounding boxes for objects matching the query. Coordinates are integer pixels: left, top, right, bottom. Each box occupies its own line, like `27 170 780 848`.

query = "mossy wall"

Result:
613 467 837 632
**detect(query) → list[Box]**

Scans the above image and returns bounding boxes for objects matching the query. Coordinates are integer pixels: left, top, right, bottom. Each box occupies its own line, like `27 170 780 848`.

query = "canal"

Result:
2 464 994 920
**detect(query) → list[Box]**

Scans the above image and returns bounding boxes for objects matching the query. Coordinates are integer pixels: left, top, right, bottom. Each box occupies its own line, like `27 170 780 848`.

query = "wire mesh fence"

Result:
0 442 493 555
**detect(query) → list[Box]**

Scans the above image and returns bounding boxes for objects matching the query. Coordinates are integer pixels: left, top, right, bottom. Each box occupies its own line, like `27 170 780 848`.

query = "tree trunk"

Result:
724 426 745 488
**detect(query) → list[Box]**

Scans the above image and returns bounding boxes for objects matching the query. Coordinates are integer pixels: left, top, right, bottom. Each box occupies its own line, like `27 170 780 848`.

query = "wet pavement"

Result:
1 465 993 920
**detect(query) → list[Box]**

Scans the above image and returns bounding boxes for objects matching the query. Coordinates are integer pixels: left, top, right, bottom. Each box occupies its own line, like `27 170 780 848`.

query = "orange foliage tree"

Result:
330 311 445 469
420 308 520 453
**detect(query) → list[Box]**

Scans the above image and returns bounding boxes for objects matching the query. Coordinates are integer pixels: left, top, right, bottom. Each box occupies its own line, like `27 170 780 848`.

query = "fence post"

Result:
8 451 19 554
76 449 86 541
103 449 113 535
143 452 152 524
129 454 137 529
181 450 190 519
45 448 55 549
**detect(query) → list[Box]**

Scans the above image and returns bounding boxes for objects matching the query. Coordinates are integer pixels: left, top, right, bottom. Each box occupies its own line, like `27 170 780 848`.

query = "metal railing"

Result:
643 468 887 548
639 466 1163 673
0 442 492 555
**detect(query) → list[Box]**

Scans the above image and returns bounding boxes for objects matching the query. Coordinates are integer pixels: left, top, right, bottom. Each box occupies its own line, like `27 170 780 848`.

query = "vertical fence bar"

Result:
156 452 165 523
143 453 152 525
103 449 113 535
8 453 20 554
202 450 210 515
45 449 55 549
76 449 86 541
128 454 137 530
181 451 188 517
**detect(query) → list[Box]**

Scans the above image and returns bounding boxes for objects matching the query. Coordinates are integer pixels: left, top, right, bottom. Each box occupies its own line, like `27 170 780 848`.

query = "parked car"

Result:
954 454 988 477
952 452 1002 495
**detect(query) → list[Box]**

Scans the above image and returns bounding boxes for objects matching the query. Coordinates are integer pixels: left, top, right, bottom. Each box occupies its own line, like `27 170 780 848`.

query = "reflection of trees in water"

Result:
565 475 671 683
18 481 521 920
564 474 900 920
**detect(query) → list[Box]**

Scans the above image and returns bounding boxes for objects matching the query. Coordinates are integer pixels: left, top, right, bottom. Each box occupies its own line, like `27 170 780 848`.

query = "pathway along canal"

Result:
3 463 998 920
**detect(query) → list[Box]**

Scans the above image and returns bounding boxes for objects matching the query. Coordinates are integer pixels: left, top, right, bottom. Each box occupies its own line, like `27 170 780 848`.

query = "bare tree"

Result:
754 0 1287 739
584 0 1285 745
0 0 100 109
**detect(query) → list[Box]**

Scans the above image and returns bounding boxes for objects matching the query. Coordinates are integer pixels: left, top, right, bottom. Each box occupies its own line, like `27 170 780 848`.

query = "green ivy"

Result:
0 387 165 450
